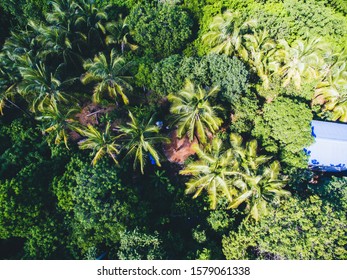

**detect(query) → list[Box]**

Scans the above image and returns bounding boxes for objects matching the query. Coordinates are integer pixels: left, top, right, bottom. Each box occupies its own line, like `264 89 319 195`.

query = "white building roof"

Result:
307 120 347 172
311 120 347 141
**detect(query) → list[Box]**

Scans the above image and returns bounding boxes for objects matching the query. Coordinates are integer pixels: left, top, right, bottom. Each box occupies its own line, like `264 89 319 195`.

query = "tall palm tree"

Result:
330 97 347 122
2 29 38 60
228 133 290 221
0 81 13 115
77 122 119 166
274 37 325 89
17 56 73 112
36 102 79 148
244 29 276 89
168 80 223 144
0 54 20 115
180 137 238 209
46 0 81 29
81 49 132 104
314 49 347 122
31 20 83 65
45 0 85 45
43 0 108 62
0 95 6 116
202 10 257 60
74 0 108 46
118 111 169 174
315 69 347 122
105 16 138 53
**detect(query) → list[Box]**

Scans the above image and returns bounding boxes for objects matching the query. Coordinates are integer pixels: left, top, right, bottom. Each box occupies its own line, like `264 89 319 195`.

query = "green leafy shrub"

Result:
230 90 260 134
310 176 347 211
23 217 66 259
0 177 42 239
67 160 136 254
253 97 313 169
151 54 249 98
151 55 184 95
327 0 347 15
200 54 249 103
117 229 165 260
128 3 193 58
222 195 347 259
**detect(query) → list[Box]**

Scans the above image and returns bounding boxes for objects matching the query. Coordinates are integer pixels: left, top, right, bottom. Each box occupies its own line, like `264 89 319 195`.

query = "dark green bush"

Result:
128 3 193 58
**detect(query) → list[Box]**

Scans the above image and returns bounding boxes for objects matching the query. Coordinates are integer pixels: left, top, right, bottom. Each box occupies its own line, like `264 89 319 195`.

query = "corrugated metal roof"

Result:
311 120 347 141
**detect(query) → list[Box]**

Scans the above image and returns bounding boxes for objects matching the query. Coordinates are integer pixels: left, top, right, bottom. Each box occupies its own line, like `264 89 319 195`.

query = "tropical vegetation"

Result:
0 0 346 260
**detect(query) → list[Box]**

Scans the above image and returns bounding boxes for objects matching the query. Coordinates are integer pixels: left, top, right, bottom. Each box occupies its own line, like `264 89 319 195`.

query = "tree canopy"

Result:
0 0 346 260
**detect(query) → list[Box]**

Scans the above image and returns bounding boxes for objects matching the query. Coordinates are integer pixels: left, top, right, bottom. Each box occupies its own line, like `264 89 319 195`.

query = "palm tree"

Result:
36 102 79 148
0 82 12 115
17 56 73 112
244 29 276 89
0 54 20 115
77 122 119 166
274 37 325 89
118 111 169 174
180 138 238 210
105 16 138 53
202 10 257 60
45 0 85 44
0 97 6 115
46 0 81 29
314 49 347 122
74 0 108 46
43 0 105 62
330 97 347 122
2 29 38 60
168 80 223 144
31 20 82 65
315 69 347 122
228 133 290 221
81 49 132 104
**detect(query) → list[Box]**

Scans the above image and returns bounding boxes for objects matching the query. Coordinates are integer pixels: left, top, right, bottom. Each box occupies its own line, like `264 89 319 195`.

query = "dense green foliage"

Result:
253 97 314 169
63 160 133 255
0 0 49 24
151 54 249 99
117 229 165 260
128 3 193 58
0 0 346 260
222 193 347 259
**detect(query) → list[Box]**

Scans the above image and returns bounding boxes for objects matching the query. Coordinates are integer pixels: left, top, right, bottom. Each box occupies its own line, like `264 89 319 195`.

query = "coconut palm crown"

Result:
118 111 169 174
228 133 290 221
244 29 276 89
77 122 119 166
314 49 347 122
81 49 132 104
181 133 290 219
272 37 326 89
202 10 257 60
105 16 138 53
180 137 238 210
36 101 79 148
17 56 72 112
168 80 223 144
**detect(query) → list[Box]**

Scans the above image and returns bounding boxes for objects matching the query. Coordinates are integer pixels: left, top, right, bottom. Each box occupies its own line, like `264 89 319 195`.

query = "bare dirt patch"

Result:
163 130 197 164
76 103 116 126
69 103 116 141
